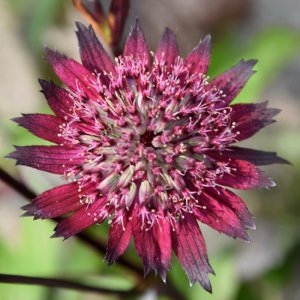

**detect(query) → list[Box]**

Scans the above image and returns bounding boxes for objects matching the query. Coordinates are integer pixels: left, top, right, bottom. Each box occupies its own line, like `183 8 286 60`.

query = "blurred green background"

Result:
0 0 300 299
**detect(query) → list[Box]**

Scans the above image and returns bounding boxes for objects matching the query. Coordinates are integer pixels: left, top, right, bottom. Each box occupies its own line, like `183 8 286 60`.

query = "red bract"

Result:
9 20 288 292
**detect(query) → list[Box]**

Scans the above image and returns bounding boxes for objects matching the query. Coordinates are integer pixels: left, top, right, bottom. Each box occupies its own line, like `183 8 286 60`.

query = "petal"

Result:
105 216 132 265
155 28 179 66
206 146 289 166
172 214 214 292
132 209 171 281
230 102 280 141
23 182 94 219
210 59 257 107
45 48 99 100
13 113 64 144
76 22 115 76
185 34 211 75
39 80 73 119
217 159 275 189
53 196 107 238
7 146 84 174
194 191 250 240
205 187 255 229
124 19 150 65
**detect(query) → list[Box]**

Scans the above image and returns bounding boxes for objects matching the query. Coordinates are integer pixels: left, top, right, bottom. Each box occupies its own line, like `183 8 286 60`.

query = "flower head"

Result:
9 20 287 292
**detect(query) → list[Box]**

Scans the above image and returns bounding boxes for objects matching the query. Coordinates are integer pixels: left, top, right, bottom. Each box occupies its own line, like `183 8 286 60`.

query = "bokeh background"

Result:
0 0 300 299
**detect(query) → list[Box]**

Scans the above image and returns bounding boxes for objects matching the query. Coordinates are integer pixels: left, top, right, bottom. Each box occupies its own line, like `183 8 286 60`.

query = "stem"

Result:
0 273 138 297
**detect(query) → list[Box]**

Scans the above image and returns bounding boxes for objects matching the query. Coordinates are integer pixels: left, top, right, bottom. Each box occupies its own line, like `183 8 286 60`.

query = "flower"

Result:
9 20 287 292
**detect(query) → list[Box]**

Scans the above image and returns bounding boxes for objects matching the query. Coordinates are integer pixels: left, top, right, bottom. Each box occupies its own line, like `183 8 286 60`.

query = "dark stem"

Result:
0 273 138 297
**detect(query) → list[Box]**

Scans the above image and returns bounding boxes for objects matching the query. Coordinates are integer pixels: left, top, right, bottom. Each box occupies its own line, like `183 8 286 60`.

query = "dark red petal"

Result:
205 187 255 230
194 191 250 240
53 197 106 239
105 217 132 265
45 48 99 100
210 59 257 107
124 19 150 65
13 113 64 144
172 214 213 291
23 182 94 219
7 146 84 174
155 28 179 67
206 146 289 166
230 102 280 141
39 80 73 119
132 209 171 281
76 22 115 76
217 159 275 190
185 34 211 75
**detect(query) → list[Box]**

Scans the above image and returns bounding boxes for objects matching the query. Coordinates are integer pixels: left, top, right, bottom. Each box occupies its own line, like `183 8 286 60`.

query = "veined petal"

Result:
231 102 280 141
23 182 94 219
206 146 289 166
155 28 179 67
39 80 73 119
105 216 132 265
76 22 115 76
217 159 275 190
132 209 171 281
194 191 250 240
172 214 214 292
13 113 64 144
45 48 99 100
185 34 211 75
210 59 257 106
53 196 107 238
124 19 150 66
205 187 255 230
7 145 84 174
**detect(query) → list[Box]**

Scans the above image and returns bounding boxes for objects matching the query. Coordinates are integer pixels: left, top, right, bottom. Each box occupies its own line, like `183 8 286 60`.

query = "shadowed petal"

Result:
206 146 289 166
53 196 107 239
210 59 257 107
172 214 214 292
231 102 280 141
7 146 84 174
105 216 132 265
217 159 275 190
155 28 179 67
45 48 99 99
39 80 73 119
132 208 171 281
124 19 150 66
205 187 255 229
23 182 94 219
13 113 64 144
76 22 115 76
185 34 211 75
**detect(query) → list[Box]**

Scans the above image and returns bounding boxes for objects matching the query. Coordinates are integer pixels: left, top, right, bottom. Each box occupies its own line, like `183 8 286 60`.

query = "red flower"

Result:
9 20 287 292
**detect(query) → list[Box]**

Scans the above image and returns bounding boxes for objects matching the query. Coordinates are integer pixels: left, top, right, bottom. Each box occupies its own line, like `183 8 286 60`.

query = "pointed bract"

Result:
210 59 257 107
185 34 211 74
155 28 179 67
124 19 150 66
7 145 84 174
76 22 115 76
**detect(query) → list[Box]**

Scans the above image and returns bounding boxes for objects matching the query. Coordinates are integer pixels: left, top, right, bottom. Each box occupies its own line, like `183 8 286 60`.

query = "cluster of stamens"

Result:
58 54 238 230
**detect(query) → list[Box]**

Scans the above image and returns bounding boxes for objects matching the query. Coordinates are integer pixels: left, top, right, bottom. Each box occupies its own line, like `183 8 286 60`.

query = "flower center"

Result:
139 130 156 147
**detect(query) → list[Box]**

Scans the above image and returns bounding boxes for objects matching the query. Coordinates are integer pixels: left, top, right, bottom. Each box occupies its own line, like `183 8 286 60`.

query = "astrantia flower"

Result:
9 20 287 291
